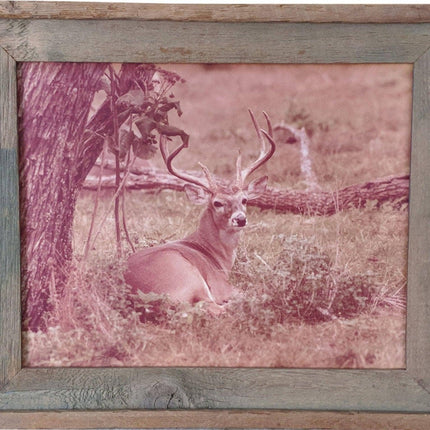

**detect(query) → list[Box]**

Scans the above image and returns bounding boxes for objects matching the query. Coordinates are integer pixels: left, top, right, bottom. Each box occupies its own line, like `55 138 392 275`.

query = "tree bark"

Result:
84 164 409 216
254 174 409 215
19 63 106 331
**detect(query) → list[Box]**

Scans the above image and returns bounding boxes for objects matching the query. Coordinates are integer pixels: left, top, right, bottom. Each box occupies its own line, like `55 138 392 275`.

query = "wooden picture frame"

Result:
1 3 430 429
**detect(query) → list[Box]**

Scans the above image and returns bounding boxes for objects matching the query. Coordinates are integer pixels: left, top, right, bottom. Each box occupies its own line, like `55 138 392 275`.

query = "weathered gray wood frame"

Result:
1 3 430 429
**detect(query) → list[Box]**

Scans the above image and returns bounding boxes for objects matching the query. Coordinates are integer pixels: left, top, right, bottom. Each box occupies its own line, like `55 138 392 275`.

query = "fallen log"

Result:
255 174 409 215
83 167 409 216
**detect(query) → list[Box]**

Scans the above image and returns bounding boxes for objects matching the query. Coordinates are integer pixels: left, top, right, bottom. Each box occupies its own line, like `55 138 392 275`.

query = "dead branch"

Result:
83 167 409 216
273 122 319 190
253 174 409 215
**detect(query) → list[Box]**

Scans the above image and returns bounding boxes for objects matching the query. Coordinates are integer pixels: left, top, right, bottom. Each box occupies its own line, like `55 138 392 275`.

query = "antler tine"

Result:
240 110 276 183
263 111 273 138
159 135 212 193
248 109 266 153
198 162 218 191
159 135 170 164
260 129 276 157
235 150 243 188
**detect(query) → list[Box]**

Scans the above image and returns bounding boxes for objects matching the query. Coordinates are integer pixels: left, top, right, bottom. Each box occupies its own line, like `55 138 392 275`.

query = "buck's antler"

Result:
160 110 275 193
236 110 276 187
159 135 217 193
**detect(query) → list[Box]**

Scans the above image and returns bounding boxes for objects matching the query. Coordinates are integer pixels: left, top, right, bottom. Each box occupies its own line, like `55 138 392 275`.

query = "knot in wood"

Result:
138 381 190 409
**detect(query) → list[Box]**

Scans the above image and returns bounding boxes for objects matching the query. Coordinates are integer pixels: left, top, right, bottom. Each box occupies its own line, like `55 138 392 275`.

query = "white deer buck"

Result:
125 110 276 309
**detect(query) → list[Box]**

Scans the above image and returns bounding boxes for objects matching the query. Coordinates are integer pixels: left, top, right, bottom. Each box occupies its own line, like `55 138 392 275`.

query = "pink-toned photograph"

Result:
19 62 410 368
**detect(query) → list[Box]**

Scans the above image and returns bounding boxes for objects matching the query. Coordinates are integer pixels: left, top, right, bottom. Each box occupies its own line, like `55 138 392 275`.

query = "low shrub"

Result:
228 234 383 334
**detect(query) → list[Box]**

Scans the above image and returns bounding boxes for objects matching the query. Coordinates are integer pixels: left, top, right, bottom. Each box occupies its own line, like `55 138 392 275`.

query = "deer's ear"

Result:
184 184 210 205
245 176 268 200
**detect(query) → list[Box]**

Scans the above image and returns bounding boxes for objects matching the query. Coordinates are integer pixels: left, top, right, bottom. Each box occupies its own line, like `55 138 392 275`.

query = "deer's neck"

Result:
186 208 240 273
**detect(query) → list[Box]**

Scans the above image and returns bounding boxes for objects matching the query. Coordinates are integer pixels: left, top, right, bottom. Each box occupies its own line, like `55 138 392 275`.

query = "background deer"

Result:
124 110 276 308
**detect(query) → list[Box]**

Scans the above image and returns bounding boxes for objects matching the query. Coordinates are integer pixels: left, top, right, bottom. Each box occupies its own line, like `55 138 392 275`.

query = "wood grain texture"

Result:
408 48 430 390
0 20 430 63
1 368 429 412
0 3 430 24
0 410 430 429
0 47 20 389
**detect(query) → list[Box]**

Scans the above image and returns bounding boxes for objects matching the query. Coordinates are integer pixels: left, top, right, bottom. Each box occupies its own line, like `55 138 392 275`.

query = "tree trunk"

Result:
19 62 106 331
84 164 409 216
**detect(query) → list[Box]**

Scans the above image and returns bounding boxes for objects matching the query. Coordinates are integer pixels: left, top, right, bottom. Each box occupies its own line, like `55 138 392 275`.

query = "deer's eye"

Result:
213 201 223 208
242 198 248 205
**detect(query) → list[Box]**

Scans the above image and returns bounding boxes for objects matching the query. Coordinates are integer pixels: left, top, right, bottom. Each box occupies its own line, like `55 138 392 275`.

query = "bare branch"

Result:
273 121 319 190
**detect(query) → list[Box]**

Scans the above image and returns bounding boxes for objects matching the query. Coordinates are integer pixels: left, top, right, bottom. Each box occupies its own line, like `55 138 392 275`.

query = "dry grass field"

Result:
23 64 411 368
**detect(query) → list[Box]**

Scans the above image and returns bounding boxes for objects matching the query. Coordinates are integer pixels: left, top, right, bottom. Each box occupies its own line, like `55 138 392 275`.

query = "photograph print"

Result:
18 62 410 368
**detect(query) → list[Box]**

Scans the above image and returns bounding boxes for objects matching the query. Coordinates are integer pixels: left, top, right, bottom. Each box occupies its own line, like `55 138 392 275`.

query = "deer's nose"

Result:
232 213 247 227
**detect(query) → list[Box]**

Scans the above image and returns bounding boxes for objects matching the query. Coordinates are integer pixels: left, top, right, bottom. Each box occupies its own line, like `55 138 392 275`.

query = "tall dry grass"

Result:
24 191 407 368
23 64 410 368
